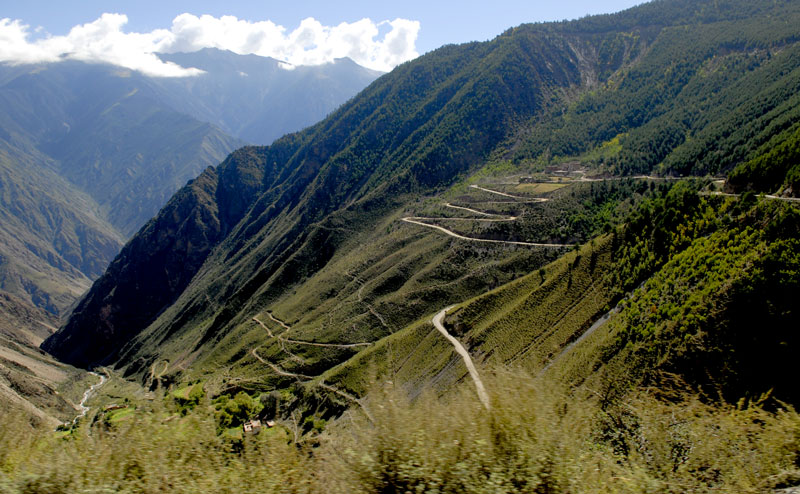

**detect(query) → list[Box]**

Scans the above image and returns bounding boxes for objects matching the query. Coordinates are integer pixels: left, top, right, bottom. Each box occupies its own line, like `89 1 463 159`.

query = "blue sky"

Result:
4 1 646 54
1 1 647 74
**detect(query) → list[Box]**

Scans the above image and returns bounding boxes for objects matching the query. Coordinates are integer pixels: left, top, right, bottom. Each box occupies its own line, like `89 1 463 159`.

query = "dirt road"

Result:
700 191 800 203
469 184 548 201
254 314 371 349
401 217 574 247
432 306 490 410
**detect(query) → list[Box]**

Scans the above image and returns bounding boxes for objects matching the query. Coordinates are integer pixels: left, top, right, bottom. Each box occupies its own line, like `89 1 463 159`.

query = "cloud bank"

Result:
0 13 420 77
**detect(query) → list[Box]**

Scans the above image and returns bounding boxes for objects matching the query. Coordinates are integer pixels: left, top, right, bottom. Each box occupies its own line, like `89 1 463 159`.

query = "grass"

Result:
106 407 136 424
1 370 797 493
513 182 568 194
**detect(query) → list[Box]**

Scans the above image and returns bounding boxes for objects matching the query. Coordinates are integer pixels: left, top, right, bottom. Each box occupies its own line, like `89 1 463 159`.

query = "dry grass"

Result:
514 183 569 194
1 370 798 493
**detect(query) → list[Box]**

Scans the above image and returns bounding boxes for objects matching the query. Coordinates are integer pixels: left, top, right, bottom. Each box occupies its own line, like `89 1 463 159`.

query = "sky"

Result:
0 1 647 75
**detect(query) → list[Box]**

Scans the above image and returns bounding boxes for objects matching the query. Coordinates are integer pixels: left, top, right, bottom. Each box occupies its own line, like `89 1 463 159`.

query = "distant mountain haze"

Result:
0 49 380 327
154 48 384 144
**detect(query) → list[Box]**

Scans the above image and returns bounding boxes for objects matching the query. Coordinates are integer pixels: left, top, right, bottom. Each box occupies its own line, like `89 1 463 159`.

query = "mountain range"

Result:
43 0 800 416
0 50 382 423
0 50 381 320
0 0 797 489
154 48 384 145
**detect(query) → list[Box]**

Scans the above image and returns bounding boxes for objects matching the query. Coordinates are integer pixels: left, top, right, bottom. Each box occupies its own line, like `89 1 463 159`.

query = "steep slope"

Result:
47 19 643 369
0 143 123 315
40 146 284 367
324 187 799 409
48 0 800 399
0 62 245 236
509 0 800 189
0 61 244 330
153 49 383 144
0 52 383 326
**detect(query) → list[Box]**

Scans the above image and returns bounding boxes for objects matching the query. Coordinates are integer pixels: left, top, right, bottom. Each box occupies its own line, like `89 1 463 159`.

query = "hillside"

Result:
0 144 123 315
45 11 649 368
0 62 245 237
325 184 799 406
0 48 380 331
46 0 800 420
4 1 798 491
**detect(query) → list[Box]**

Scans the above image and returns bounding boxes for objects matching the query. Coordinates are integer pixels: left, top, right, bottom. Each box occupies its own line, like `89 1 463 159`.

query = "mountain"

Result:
45 0 800 416
0 61 248 424
0 62 246 237
0 62 242 328
0 49 379 326
0 140 124 316
153 48 384 144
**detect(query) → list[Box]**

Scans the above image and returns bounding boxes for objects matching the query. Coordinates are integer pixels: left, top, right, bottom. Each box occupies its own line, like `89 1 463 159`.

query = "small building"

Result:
266 420 275 428
243 419 262 434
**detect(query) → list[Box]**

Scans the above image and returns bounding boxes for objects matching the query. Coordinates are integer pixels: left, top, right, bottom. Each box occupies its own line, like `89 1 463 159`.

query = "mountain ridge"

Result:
43 1 800 417
44 18 650 368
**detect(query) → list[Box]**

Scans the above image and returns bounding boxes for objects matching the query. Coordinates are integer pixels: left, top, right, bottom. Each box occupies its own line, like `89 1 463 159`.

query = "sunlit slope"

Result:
48 1 800 400
50 20 647 369
325 190 799 407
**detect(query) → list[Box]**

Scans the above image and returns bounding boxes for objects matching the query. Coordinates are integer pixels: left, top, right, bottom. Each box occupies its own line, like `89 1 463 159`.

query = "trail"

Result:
469 184 548 201
445 203 509 217
251 348 313 380
252 316 274 337
700 191 800 203
408 216 517 222
432 306 490 410
253 315 304 363
254 314 371 349
282 338 371 348
73 371 108 424
266 312 291 331
401 217 575 248
402 187 572 247
353 273 389 329
251 348 372 420
147 360 169 390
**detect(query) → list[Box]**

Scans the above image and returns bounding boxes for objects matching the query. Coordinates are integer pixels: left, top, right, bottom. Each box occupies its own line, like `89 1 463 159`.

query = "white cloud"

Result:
0 13 420 77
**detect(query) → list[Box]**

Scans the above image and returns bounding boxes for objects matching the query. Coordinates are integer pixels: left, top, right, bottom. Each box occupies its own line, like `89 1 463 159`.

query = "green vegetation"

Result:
728 124 800 195
605 199 800 403
213 392 263 431
172 383 205 416
1 371 798 493
21 2 800 491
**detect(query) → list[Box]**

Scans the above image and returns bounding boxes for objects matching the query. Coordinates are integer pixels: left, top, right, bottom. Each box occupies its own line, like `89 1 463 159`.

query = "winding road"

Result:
469 184 549 203
251 336 372 420
401 184 574 248
700 191 800 203
401 217 575 247
432 306 490 410
253 314 371 349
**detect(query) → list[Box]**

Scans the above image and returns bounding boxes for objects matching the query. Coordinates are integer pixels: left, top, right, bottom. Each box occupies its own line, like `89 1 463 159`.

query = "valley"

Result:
1 0 800 492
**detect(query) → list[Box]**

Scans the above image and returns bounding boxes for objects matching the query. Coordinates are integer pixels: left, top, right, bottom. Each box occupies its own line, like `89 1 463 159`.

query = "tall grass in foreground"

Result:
1 370 798 493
